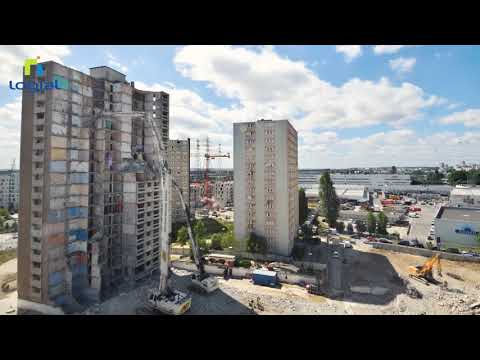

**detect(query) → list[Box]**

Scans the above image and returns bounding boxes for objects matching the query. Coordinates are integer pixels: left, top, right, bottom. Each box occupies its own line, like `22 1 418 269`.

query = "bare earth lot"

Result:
92 241 480 315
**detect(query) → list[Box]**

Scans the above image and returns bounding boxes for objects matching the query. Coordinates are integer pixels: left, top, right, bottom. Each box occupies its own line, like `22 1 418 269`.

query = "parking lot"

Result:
407 204 441 246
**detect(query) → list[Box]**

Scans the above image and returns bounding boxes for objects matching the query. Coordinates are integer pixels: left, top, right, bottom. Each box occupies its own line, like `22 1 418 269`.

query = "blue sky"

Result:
1 45 479 169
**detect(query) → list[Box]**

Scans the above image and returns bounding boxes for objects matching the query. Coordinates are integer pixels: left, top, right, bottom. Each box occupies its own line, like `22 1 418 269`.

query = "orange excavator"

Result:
408 254 442 284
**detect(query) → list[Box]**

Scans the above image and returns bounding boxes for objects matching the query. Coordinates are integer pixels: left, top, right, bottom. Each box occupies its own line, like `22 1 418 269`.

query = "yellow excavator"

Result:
408 254 442 284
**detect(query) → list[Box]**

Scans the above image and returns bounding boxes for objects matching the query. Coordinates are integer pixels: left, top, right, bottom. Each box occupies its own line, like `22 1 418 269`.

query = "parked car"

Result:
378 238 392 244
398 240 410 246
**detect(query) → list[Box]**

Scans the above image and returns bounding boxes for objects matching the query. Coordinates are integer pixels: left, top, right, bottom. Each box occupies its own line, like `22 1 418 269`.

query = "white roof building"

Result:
449 186 480 209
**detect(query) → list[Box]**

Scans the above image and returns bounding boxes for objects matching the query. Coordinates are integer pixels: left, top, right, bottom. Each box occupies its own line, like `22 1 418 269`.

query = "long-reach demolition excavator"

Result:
141 113 218 315
408 254 442 285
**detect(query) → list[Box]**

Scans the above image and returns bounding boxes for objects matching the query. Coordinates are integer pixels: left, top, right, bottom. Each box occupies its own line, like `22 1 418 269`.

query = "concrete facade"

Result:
212 180 234 208
234 119 298 256
167 139 190 224
0 170 20 211
18 62 171 312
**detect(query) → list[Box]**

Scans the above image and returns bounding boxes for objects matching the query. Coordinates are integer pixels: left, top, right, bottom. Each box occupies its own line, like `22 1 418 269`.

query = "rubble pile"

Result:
434 289 479 314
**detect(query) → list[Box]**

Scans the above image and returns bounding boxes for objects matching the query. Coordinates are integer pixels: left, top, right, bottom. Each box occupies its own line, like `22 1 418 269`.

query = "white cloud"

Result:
299 128 480 168
439 109 480 127
447 102 463 110
0 97 22 168
173 46 443 131
134 81 239 167
0 45 71 83
373 45 418 55
106 51 128 73
389 57 416 74
335 45 362 62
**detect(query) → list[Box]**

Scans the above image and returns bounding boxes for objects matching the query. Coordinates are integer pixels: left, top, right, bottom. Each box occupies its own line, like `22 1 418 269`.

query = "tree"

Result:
448 170 468 185
367 212 377 234
176 226 188 245
193 220 206 239
246 233 267 254
346 223 354 235
355 220 366 233
0 208 9 219
319 172 340 227
377 211 388 235
391 166 397 174
210 234 223 250
298 188 308 225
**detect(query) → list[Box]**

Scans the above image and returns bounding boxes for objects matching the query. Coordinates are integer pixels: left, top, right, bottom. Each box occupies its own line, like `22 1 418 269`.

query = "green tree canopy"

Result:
377 211 388 235
210 234 223 250
367 212 377 234
246 233 267 254
319 172 340 227
176 226 188 245
299 188 308 225
193 220 206 239
355 220 366 233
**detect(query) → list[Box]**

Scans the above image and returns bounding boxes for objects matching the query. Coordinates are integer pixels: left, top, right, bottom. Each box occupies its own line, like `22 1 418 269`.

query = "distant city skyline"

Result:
1 45 480 169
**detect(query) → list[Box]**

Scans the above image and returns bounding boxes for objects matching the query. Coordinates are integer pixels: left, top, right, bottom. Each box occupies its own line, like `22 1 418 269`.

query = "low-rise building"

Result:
449 186 480 209
331 173 411 191
434 206 480 249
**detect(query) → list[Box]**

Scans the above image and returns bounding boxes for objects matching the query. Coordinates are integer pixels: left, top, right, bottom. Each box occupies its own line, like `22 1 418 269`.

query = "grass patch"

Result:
0 249 16 266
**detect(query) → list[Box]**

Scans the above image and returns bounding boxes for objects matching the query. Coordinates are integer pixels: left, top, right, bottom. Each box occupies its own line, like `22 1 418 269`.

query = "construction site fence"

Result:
371 242 480 263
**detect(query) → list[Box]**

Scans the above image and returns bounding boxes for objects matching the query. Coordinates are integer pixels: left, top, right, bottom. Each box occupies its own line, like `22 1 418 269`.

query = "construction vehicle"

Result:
145 113 218 301
408 254 442 284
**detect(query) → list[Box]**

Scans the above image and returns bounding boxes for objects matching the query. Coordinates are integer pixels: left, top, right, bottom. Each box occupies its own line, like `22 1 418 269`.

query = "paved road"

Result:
407 204 441 245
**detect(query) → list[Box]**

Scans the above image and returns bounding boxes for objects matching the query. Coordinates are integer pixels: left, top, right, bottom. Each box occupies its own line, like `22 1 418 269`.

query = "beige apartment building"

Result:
18 63 171 313
167 139 190 224
233 119 298 256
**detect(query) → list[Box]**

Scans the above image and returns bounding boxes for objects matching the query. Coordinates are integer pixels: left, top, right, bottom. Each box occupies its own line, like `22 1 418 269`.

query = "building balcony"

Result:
32 142 45 150
31 229 42 237
31 204 42 212
33 130 45 138
32 167 44 175
31 241 42 251
31 267 42 276
31 254 42 263
33 118 45 127
32 179 44 187
32 192 42 200
31 279 41 288
32 154 44 162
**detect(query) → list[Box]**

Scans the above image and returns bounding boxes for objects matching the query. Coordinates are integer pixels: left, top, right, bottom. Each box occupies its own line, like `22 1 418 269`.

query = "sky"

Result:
1 45 479 169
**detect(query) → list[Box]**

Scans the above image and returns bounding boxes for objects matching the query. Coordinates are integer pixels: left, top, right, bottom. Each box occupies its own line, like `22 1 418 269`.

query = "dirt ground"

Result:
4 237 479 315
0 258 17 315
92 241 480 315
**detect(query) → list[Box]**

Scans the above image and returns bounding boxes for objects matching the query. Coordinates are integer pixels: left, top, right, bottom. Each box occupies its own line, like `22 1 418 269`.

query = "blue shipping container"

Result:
251 269 278 287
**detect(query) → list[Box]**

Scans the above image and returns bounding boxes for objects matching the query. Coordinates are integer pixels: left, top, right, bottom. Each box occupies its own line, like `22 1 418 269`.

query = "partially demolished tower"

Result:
18 63 171 313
